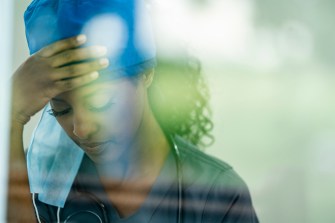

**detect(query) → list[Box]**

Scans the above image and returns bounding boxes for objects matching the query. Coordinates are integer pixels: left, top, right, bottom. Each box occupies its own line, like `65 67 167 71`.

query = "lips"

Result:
81 141 105 148
79 140 111 155
78 139 124 163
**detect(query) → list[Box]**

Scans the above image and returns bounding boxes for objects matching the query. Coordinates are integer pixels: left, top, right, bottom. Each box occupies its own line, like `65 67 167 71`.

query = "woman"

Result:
9 0 258 222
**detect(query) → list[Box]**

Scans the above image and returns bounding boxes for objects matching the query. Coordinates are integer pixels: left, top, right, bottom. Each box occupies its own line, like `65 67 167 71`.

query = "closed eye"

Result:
86 94 115 112
87 100 114 112
47 108 72 117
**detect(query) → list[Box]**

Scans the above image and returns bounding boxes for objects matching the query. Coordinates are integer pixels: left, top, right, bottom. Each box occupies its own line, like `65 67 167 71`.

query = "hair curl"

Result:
148 56 214 149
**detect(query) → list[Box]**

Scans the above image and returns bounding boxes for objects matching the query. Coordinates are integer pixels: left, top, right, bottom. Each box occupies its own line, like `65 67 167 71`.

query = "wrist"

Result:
11 111 31 126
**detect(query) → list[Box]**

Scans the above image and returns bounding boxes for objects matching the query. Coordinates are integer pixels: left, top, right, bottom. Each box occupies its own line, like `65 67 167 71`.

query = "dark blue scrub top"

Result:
34 136 259 223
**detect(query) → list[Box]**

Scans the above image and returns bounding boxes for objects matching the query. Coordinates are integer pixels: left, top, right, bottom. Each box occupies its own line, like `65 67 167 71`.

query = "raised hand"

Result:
11 35 109 125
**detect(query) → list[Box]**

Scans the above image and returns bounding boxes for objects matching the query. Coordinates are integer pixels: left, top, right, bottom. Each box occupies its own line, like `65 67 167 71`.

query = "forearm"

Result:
7 120 36 222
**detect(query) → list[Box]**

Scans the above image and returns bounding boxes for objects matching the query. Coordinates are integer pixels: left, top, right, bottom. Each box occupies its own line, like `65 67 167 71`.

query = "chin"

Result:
82 140 125 164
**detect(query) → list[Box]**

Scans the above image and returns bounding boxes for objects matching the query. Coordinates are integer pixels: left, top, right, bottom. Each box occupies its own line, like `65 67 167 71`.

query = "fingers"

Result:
30 35 111 97
37 35 87 58
49 45 108 68
54 72 100 91
52 57 109 81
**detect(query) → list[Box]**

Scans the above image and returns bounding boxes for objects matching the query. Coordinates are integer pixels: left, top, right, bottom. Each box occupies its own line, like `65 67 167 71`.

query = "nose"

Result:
72 113 98 140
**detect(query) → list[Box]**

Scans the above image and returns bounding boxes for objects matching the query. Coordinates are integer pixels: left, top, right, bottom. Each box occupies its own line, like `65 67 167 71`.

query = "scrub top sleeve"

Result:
202 169 259 223
220 185 259 223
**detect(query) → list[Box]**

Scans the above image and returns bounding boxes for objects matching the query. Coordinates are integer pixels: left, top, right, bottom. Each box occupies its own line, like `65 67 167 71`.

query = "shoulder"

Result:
174 135 243 187
174 136 259 222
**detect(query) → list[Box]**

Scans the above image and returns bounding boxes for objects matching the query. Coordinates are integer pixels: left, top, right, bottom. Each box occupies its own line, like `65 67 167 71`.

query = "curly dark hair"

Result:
148 56 214 149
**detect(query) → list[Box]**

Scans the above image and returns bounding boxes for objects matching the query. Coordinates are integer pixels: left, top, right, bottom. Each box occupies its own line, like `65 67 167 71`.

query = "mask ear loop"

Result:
32 193 42 223
57 206 61 223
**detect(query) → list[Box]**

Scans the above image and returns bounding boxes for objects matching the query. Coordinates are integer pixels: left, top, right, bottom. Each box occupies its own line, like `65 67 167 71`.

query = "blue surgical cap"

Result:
24 0 156 77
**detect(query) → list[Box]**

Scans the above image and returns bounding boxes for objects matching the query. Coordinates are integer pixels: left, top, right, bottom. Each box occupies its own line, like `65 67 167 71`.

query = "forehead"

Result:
54 78 132 101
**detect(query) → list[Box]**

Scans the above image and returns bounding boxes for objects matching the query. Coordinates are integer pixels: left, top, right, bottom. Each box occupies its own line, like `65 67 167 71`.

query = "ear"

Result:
141 69 155 88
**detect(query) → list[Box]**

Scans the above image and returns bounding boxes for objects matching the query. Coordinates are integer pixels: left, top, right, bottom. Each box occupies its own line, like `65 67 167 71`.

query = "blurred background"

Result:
8 0 335 222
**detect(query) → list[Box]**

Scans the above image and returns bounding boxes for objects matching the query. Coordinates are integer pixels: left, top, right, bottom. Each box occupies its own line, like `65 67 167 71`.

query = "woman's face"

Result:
50 77 147 163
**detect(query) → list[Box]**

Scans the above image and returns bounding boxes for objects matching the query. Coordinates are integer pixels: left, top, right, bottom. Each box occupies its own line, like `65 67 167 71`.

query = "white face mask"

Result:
27 104 84 208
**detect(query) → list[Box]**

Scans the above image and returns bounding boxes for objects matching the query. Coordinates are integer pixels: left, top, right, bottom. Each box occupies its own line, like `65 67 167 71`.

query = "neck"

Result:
96 104 170 186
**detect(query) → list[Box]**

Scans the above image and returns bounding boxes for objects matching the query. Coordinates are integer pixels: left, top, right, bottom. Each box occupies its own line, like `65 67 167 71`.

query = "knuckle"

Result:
62 51 72 61
60 80 73 90
76 50 86 60
65 66 76 75
37 48 48 58
29 55 51 68
58 41 67 49
65 81 73 89
43 45 55 57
